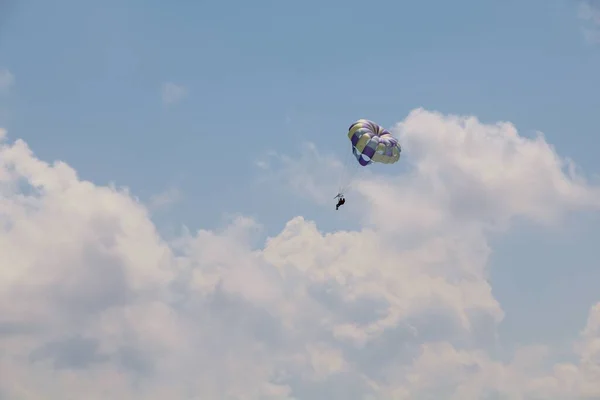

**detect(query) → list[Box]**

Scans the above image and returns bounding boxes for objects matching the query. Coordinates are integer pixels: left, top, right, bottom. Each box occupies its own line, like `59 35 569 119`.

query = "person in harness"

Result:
334 194 346 210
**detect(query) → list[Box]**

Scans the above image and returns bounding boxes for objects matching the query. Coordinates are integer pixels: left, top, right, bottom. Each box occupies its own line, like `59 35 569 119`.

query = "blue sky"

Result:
3 0 600 222
2 0 600 398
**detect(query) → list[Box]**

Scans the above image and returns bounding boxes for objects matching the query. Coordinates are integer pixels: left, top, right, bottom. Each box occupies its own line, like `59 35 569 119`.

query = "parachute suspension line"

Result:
337 148 363 196
335 146 350 195
339 158 361 195
336 145 356 196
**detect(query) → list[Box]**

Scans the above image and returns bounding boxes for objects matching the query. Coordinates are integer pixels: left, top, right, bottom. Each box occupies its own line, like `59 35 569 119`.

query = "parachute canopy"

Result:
347 119 401 166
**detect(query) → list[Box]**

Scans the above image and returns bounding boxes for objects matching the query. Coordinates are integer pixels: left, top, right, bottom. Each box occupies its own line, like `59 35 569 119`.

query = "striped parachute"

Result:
347 119 401 166
336 119 402 197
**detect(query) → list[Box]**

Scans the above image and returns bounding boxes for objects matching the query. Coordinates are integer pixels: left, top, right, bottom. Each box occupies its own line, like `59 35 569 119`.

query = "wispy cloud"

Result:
149 186 182 209
0 68 14 93
578 0 600 43
161 82 187 106
254 160 269 170
579 0 600 23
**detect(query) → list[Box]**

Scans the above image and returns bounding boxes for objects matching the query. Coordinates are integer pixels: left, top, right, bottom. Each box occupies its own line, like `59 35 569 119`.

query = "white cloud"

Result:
579 1 600 25
161 82 187 106
0 68 14 93
1 108 600 399
270 109 600 230
578 1 600 43
255 160 269 170
149 186 182 210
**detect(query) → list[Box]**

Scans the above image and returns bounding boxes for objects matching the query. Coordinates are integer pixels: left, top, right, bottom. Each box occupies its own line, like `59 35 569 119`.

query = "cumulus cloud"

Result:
161 82 187 106
265 109 600 232
0 68 14 93
1 108 600 399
